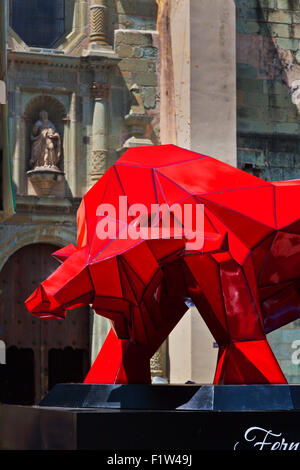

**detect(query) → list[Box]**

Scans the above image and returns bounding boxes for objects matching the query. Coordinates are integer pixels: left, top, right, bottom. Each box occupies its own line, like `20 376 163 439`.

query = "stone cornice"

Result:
15 195 81 216
8 50 119 71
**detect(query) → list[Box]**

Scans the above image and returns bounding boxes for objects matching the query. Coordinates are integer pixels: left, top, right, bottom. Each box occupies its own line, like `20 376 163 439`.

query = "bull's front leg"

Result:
85 291 188 385
84 328 152 384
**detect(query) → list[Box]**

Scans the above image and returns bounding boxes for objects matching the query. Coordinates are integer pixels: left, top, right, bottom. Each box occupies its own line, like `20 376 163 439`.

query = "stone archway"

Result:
0 243 90 405
0 223 76 272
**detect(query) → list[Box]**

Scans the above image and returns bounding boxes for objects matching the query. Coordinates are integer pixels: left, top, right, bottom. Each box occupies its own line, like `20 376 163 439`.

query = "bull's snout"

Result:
25 245 94 319
25 284 66 320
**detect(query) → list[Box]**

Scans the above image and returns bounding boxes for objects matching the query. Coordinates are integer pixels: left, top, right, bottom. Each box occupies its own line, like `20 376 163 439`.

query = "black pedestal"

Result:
39 383 300 411
0 384 300 451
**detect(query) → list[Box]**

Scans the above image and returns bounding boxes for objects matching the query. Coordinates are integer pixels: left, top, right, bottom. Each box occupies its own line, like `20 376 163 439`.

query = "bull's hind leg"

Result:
185 253 287 384
214 339 287 384
214 256 287 384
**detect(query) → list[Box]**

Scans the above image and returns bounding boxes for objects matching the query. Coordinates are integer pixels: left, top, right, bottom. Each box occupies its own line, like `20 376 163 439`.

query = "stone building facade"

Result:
0 0 299 404
0 0 161 404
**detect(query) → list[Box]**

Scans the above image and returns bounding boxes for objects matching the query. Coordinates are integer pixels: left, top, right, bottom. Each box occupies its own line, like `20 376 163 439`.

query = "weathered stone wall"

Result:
236 0 300 180
113 29 160 148
110 0 157 33
236 0 300 383
107 1 160 154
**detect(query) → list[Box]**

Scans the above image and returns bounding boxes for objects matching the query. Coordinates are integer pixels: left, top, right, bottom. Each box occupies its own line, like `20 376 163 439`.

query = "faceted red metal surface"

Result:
25 145 300 385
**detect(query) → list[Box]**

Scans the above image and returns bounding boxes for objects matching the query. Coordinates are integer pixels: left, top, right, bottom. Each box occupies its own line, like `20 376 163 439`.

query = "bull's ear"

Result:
52 244 77 263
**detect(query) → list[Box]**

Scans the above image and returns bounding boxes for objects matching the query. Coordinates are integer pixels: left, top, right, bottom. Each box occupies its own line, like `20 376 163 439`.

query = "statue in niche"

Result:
30 110 61 170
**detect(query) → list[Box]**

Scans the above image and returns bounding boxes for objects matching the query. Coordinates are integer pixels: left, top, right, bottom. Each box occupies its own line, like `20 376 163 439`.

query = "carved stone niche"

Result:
24 95 67 197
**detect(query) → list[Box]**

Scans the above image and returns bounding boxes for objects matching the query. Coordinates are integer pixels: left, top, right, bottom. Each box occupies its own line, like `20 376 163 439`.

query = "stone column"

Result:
167 0 236 384
150 341 168 383
90 310 111 364
89 82 110 187
84 1 118 59
89 0 109 47
190 0 236 166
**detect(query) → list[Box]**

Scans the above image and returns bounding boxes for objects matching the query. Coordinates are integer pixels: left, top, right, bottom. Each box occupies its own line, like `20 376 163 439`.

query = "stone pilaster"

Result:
89 82 110 187
13 109 27 195
68 92 77 196
168 0 236 384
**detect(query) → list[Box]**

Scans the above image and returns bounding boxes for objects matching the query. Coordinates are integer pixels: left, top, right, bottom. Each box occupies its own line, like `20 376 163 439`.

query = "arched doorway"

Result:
0 243 90 404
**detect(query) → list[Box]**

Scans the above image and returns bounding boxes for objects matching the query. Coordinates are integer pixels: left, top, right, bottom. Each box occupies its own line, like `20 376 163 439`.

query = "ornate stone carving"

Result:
128 83 146 116
27 110 64 196
89 81 110 187
150 343 168 381
90 82 110 100
150 350 164 377
83 0 119 58
118 84 153 156
26 170 65 196
30 110 61 170
91 149 107 176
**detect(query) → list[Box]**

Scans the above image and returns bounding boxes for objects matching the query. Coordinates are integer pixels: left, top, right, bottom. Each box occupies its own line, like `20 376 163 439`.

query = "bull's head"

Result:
25 199 92 320
25 244 93 320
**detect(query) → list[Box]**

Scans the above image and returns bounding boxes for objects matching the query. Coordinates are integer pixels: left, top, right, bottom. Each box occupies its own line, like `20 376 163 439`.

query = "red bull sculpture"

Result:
25 145 300 385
